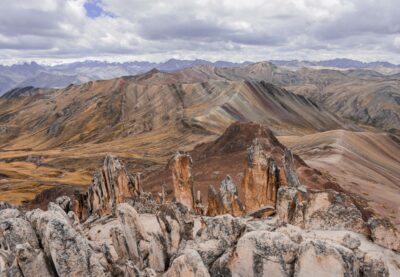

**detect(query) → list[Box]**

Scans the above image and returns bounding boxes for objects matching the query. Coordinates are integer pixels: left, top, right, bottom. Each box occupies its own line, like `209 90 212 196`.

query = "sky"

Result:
0 0 399 65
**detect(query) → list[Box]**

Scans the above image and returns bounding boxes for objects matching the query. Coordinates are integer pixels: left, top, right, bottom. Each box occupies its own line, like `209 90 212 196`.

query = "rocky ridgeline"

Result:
1 137 400 276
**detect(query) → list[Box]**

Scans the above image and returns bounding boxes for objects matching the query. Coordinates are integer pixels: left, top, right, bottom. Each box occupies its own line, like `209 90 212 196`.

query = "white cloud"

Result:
0 0 399 64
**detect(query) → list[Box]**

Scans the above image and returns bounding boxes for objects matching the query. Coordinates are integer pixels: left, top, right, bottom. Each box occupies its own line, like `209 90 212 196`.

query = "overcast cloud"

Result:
0 0 399 64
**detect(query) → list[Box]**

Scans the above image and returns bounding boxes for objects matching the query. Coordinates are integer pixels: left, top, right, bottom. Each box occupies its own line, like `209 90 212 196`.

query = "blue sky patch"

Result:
84 0 114 18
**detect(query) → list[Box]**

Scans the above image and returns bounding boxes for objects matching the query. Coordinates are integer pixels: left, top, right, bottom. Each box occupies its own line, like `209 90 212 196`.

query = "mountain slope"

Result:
0 70 346 204
279 130 400 227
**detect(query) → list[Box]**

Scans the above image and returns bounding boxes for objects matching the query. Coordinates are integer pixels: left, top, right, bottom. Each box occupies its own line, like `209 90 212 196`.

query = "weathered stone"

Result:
341 233 361 250
196 215 246 247
44 217 106 277
115 203 148 267
15 243 55 277
0 209 20 221
67 211 82 233
276 186 308 228
73 155 141 220
5 260 23 277
367 217 400 251
247 205 276 218
164 249 210 277
25 209 70 260
111 226 129 261
55 196 72 213
0 218 39 252
242 139 280 213
362 252 389 277
295 240 359 277
148 233 167 272
275 225 303 244
277 187 369 236
228 231 299 276
0 249 13 274
195 215 246 268
207 175 244 217
48 201 70 223
157 202 194 255
304 190 369 235
169 151 196 211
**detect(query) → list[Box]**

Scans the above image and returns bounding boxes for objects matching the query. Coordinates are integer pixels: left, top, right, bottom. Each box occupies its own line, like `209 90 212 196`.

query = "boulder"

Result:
277 187 369 236
304 190 369 235
0 218 39 252
194 215 246 267
228 231 299 276
295 240 359 277
15 243 55 277
25 209 70 259
164 249 210 277
115 203 148 267
44 217 106 277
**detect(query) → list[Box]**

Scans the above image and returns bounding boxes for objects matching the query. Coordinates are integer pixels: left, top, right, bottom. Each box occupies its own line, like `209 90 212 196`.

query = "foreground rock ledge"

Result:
1 198 400 276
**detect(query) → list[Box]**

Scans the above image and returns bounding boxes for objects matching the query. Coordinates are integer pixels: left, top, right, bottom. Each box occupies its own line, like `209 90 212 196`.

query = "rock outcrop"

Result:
207 175 244 216
169 151 196 211
241 139 281 213
73 154 141 220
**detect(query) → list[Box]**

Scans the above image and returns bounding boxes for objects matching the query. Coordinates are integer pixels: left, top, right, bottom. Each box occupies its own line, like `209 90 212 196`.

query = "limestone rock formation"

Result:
169 151 196 211
2 150 400 276
73 154 141 219
207 175 244 216
242 139 281 213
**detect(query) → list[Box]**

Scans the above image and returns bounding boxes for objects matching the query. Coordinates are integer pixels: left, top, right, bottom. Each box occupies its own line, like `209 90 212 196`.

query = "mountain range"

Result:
0 62 399 229
1 58 399 96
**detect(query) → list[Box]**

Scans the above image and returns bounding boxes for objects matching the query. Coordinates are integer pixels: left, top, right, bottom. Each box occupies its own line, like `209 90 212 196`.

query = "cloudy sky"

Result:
0 0 399 64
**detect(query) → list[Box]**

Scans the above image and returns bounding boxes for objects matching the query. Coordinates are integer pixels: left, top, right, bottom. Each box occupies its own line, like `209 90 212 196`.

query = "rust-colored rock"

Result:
207 175 244 217
169 152 196 211
73 155 141 219
241 139 280 213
